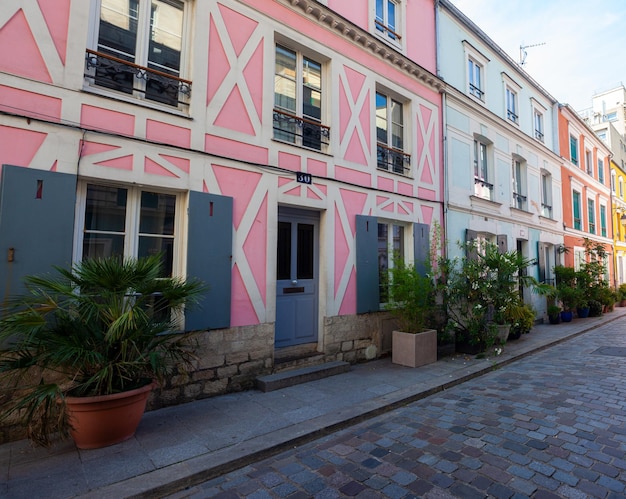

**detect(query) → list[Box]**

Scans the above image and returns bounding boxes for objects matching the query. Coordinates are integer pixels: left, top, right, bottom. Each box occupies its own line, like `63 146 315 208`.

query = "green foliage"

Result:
386 259 434 334
547 304 561 317
588 300 603 317
0 255 204 446
508 303 535 336
618 283 626 302
445 240 544 350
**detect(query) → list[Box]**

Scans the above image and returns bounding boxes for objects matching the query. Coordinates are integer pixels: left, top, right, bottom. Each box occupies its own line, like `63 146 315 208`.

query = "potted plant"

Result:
576 299 590 318
554 265 578 322
0 255 203 448
547 305 562 324
618 284 626 306
587 299 603 317
387 259 437 368
446 241 547 353
507 302 535 339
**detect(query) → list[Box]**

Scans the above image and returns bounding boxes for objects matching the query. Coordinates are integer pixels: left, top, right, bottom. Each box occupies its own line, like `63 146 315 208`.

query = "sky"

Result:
448 0 626 111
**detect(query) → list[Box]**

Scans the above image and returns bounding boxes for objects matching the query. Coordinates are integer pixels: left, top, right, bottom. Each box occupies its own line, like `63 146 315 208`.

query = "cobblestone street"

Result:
177 320 626 499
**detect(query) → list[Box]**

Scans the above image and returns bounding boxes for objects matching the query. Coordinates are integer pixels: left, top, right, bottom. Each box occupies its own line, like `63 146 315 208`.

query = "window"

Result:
274 45 328 151
600 204 607 237
541 172 552 218
587 198 595 234
534 109 544 141
512 159 526 210
81 184 177 277
570 135 579 165
574 247 585 271
473 139 492 200
468 58 484 100
620 178 624 199
506 87 518 123
585 150 593 175
377 222 404 303
375 0 400 42
597 129 607 142
86 0 190 108
598 158 604 184
376 91 409 174
612 171 616 193
573 190 581 230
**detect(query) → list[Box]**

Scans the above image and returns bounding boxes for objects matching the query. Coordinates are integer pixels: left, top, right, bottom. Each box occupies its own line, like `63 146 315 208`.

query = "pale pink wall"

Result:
327 0 368 31
405 0 437 73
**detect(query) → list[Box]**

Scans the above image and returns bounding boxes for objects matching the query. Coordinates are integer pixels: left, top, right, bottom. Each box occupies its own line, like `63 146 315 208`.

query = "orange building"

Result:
558 105 613 282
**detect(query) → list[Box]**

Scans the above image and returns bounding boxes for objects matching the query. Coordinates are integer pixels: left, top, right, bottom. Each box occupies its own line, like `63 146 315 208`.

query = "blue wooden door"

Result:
275 208 319 348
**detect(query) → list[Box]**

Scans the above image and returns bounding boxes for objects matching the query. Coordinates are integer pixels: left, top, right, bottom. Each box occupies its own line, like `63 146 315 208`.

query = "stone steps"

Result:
256 360 350 392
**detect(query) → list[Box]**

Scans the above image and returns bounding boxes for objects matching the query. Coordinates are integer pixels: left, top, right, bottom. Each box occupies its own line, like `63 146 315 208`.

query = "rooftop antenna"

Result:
519 42 546 66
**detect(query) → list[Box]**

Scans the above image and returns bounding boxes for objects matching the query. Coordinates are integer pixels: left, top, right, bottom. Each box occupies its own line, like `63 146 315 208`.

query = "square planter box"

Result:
392 329 437 368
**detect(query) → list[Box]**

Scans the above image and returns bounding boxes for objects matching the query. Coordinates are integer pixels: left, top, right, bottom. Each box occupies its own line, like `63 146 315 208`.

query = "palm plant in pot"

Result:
0 255 203 448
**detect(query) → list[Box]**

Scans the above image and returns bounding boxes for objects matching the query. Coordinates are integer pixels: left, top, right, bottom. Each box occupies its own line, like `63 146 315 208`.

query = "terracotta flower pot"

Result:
65 382 155 449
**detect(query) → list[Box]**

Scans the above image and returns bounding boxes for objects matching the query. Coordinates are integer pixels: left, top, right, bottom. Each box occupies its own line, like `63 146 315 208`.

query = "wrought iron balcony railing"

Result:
469 83 484 100
377 143 410 175
541 203 552 218
84 49 191 108
512 192 527 210
273 109 330 151
474 177 494 200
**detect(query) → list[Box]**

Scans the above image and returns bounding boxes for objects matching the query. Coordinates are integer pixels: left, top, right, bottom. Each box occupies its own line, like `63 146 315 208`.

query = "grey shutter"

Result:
465 229 478 260
0 165 76 302
413 223 430 277
497 234 508 254
356 215 379 313
537 242 546 283
186 191 233 331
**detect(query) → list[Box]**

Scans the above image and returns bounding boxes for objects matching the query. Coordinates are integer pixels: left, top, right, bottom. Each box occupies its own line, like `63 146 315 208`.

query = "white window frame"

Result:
464 42 489 103
74 182 184 279
587 197 596 234
585 149 593 176
377 220 407 304
574 247 585 271
473 135 493 200
540 170 553 218
86 0 191 110
273 42 328 151
501 73 521 125
376 87 410 175
598 158 604 184
512 156 527 210
372 0 403 47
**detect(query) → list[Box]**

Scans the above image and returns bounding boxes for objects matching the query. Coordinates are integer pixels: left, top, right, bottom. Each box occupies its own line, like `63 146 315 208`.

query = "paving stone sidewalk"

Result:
1 309 624 498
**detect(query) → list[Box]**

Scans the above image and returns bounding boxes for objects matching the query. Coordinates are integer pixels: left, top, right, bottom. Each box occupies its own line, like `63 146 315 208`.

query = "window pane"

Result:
391 99 403 150
83 233 125 259
387 1 396 37
303 58 321 90
376 92 388 144
375 0 384 25
96 0 139 94
297 223 314 280
275 46 297 113
148 0 183 75
139 191 176 235
277 221 291 280
85 184 127 232
98 0 139 60
138 235 174 276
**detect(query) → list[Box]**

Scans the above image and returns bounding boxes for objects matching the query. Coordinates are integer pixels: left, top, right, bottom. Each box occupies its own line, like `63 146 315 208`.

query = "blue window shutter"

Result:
413 223 430 277
356 215 379 313
0 165 76 302
186 191 233 330
537 242 546 282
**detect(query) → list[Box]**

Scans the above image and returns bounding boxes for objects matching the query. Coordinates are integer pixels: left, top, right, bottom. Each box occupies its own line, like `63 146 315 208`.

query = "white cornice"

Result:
278 0 445 94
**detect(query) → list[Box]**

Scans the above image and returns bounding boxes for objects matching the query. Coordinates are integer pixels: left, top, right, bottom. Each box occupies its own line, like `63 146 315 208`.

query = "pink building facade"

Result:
0 0 443 406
